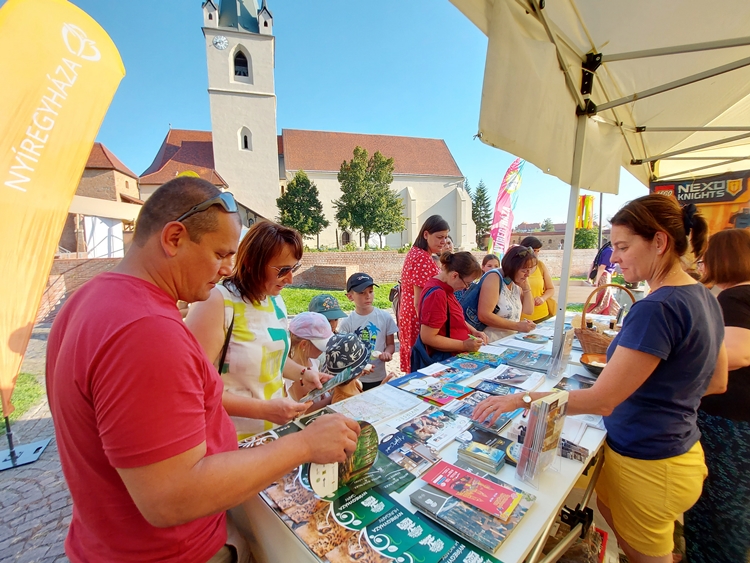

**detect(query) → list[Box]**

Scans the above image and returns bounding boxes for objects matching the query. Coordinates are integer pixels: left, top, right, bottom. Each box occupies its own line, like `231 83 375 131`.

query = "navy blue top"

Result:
598 245 616 274
604 283 723 460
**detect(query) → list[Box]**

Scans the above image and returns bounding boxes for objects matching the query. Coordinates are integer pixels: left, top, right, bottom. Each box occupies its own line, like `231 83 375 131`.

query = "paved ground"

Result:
0 325 71 563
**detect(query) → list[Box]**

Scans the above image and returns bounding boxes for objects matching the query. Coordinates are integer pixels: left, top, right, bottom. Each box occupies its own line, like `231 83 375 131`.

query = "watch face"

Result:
212 35 228 50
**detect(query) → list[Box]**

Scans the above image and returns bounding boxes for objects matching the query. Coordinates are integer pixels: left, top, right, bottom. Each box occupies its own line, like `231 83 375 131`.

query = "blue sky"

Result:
58 0 648 227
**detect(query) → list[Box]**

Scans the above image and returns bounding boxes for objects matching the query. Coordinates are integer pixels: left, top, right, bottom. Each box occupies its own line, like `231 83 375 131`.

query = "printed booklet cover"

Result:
421 461 522 521
396 406 472 450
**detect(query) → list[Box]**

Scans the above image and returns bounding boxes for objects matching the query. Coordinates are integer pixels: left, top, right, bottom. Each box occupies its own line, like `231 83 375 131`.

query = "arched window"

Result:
208 13 213 20
234 52 249 77
239 127 252 151
342 231 351 245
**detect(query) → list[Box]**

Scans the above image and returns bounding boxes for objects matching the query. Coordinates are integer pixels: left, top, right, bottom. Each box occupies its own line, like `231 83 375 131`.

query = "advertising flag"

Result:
0 0 125 416
488 158 524 256
575 195 594 229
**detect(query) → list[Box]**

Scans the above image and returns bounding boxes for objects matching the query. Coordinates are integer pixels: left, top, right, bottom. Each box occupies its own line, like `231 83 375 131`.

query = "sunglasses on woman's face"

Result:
271 261 302 278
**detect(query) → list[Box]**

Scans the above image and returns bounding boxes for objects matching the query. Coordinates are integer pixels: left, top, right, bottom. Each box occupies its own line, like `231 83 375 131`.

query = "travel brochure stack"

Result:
244 335 594 562
516 390 570 483
410 460 537 553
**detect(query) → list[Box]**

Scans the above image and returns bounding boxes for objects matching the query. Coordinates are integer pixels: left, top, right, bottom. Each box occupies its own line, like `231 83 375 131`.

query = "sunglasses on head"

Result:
271 261 302 278
175 192 238 223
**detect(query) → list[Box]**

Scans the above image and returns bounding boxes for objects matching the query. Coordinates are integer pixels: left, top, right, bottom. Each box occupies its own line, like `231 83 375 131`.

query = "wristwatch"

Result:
521 392 532 406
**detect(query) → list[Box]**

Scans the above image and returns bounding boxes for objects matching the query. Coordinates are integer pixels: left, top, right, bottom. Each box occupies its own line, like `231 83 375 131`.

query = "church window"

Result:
208 13 213 20
239 127 252 151
234 52 249 77
263 20 268 27
342 231 351 245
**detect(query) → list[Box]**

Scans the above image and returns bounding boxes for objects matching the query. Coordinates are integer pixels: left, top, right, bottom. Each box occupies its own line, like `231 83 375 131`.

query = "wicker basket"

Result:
574 283 636 354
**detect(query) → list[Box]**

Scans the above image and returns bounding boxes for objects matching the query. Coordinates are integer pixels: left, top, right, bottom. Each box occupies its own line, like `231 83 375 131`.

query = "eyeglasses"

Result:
271 261 302 278
175 192 238 223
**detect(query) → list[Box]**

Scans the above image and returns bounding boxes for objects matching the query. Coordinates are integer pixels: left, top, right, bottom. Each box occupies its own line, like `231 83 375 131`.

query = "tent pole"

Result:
4 417 17 465
553 115 588 355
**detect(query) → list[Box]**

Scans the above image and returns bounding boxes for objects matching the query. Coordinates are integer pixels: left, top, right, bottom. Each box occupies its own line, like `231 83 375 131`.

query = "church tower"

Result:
202 0 278 220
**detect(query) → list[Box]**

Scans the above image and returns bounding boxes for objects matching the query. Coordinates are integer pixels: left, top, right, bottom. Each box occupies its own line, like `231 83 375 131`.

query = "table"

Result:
233 338 607 563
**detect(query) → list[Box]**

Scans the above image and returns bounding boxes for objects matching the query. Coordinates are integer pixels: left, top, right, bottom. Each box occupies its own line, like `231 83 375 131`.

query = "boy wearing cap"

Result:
339 272 398 391
309 293 348 332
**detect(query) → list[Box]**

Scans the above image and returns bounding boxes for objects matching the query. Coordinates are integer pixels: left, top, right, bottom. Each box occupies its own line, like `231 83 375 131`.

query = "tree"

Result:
276 170 329 244
574 228 598 249
541 218 555 231
334 146 403 248
471 179 492 248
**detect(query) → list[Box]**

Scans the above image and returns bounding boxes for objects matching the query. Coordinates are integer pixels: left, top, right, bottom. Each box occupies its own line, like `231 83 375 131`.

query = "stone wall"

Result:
50 258 120 293
291 249 599 288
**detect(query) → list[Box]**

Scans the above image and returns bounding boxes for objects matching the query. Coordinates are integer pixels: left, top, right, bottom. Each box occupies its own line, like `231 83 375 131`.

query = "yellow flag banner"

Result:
0 0 124 416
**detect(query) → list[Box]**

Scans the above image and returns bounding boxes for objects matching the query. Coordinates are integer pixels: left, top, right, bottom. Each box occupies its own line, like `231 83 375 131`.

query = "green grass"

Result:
0 373 45 434
566 303 585 313
281 283 397 316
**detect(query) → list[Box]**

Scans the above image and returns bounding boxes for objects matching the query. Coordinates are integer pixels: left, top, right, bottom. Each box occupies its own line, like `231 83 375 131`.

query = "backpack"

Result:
410 286 455 371
588 241 612 281
459 269 503 331
389 282 401 324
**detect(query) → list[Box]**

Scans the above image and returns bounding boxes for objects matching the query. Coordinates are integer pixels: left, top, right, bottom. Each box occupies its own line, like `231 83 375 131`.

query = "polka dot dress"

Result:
398 246 440 373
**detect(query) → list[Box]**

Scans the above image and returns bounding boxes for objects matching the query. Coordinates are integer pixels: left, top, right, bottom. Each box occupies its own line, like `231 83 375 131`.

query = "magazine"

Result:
396 406 472 450
473 380 519 396
442 357 493 375
455 351 505 368
553 374 594 392
497 348 554 373
445 390 523 434
421 461 523 521
378 427 438 476
392 367 474 406
480 364 545 391
516 390 569 482
364 505 454 561
300 363 371 403
455 424 509 448
410 474 536 553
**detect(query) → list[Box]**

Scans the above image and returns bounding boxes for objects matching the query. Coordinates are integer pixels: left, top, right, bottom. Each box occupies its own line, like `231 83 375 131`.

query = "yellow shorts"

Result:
596 441 707 557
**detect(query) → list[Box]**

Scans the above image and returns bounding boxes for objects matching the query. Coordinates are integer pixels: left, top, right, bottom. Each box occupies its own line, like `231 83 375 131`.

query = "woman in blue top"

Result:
474 195 728 563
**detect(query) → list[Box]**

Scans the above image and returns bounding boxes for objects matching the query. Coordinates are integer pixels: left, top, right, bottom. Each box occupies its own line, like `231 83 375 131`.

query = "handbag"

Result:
410 286 455 371
460 269 502 331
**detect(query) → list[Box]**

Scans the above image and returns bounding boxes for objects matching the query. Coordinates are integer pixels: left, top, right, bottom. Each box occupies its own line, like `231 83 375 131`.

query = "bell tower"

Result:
202 0 278 220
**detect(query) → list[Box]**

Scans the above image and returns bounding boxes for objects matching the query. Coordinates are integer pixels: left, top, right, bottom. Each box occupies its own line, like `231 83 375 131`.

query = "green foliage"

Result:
277 170 329 240
541 218 555 232
281 284 397 315
397 243 411 254
0 373 45 434
471 179 492 248
343 242 358 252
334 147 404 248
574 228 599 249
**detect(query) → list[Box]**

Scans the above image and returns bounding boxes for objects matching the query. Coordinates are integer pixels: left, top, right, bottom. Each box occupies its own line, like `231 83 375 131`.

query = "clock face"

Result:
212 35 228 50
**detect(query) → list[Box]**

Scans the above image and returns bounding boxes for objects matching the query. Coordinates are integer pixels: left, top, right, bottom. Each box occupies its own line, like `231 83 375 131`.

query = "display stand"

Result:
0 416 50 472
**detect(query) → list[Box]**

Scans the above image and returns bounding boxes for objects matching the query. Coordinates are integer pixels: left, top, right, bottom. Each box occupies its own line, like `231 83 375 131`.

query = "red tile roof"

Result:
86 142 138 179
139 129 227 187
281 129 463 177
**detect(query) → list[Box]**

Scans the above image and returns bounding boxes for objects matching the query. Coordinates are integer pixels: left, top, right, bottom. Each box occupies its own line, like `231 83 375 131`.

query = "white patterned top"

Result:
484 275 523 343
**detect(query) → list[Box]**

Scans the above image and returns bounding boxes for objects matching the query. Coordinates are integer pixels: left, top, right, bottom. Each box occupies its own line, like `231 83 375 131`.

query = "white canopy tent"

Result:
449 0 750 350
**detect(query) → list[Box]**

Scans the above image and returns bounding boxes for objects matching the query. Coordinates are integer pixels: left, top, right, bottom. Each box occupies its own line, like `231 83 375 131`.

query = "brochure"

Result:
396 407 472 450
421 461 523 521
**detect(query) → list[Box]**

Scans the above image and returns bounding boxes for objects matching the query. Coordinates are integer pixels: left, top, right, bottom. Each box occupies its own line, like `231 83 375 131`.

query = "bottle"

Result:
609 318 616 330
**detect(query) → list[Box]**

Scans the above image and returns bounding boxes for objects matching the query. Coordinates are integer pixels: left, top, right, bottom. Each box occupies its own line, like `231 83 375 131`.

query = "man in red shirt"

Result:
46 177 360 563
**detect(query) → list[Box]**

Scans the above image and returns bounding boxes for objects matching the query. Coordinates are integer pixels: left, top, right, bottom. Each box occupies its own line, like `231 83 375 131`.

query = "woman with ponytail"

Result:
473 195 728 563
412 252 488 368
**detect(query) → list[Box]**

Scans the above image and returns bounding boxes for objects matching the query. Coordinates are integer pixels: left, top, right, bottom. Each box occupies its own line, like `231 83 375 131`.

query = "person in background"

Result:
444 235 455 253
475 245 537 342
519 236 555 322
588 240 620 316
398 215 449 373
286 312 333 403
474 196 728 563
308 293 348 333
417 252 488 362
339 272 397 391
46 177 359 562
482 254 500 272
186 220 326 438
684 228 750 563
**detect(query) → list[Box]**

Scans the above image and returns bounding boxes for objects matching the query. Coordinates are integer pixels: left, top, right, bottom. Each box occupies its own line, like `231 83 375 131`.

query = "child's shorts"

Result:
596 440 707 557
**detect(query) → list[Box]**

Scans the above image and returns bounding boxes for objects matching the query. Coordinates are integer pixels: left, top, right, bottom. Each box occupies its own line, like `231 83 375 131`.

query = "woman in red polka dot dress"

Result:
399 215 451 373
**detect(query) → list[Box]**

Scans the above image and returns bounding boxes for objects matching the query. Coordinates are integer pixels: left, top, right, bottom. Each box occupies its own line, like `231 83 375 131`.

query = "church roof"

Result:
139 129 228 187
280 129 463 178
86 142 138 179
218 0 260 33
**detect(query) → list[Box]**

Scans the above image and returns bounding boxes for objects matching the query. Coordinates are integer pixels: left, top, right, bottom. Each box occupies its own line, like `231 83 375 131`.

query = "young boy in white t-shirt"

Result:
339 272 398 391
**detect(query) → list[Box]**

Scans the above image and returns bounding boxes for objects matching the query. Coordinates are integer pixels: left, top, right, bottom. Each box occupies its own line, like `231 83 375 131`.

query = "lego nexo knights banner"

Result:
0 0 124 416
650 170 750 233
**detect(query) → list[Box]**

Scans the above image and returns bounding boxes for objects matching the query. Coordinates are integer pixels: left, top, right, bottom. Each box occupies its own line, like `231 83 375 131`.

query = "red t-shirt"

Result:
419 278 471 342
46 273 237 563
